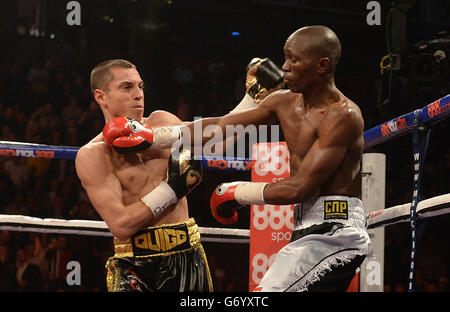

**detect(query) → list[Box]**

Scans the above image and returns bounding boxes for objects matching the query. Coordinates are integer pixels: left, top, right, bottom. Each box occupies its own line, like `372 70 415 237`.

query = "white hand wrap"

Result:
152 126 182 149
140 181 177 217
234 182 268 205
229 93 257 114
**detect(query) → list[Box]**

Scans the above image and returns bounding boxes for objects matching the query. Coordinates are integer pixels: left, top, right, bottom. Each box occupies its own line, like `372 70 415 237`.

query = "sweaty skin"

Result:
185 26 364 205
75 66 188 240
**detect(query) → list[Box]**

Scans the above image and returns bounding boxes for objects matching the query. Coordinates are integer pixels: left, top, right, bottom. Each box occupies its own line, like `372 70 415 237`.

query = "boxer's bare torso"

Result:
273 89 363 198
191 87 364 205
187 26 364 206
76 111 188 239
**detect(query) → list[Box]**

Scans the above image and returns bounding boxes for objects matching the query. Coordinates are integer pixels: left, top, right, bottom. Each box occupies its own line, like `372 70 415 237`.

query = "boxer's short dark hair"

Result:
90 59 136 93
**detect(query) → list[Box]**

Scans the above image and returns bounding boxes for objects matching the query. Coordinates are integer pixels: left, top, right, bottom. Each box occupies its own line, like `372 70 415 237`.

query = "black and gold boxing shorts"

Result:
105 218 213 292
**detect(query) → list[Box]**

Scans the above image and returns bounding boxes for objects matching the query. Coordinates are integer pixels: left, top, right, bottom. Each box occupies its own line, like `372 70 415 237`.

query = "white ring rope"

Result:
0 214 250 243
0 193 448 241
367 193 450 229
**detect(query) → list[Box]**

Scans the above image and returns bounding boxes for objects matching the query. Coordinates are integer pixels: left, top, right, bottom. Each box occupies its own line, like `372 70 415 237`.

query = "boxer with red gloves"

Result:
102 116 154 153
102 116 181 153
75 59 212 292
147 26 370 292
102 56 283 155
210 181 268 224
75 57 281 292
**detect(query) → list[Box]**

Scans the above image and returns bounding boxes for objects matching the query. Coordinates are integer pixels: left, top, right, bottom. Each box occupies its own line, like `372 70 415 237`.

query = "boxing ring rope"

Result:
364 94 450 291
0 141 253 172
1 192 448 236
0 215 250 243
1 94 448 168
0 93 449 291
367 193 450 229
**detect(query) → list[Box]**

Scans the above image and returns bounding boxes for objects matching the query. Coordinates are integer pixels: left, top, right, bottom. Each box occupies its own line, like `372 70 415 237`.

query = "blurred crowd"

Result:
0 34 449 292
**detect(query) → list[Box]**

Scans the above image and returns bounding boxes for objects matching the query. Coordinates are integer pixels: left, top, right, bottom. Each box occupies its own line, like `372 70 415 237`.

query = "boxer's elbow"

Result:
291 187 315 203
109 217 136 241
282 181 316 204
107 202 155 240
112 229 136 241
265 180 314 205
292 180 318 203
284 186 313 204
109 225 131 241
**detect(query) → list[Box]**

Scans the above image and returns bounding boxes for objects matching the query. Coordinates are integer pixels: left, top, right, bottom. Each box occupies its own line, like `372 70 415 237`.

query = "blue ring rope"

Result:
0 140 252 172
1 94 448 165
364 94 449 148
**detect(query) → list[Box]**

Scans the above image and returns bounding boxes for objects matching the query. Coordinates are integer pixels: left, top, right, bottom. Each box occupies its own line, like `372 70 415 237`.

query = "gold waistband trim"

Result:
113 218 200 258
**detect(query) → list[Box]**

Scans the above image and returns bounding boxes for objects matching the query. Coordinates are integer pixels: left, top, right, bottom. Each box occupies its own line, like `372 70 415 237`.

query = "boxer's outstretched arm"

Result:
75 144 154 240
263 105 364 204
208 101 364 224
183 91 280 147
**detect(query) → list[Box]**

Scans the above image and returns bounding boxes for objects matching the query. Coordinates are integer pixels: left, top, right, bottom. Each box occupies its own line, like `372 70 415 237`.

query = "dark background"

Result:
0 0 449 292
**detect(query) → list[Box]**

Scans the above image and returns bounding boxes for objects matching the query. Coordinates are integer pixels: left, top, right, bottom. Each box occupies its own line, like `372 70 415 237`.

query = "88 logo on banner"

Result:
253 144 290 177
249 142 293 290
252 204 294 231
251 252 277 285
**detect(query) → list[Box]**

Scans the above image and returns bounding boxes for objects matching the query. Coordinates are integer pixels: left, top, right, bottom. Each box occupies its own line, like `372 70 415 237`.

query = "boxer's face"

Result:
282 36 319 94
102 66 145 121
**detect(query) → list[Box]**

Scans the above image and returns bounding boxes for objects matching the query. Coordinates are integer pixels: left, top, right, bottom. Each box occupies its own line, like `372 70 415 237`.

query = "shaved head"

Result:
287 26 342 74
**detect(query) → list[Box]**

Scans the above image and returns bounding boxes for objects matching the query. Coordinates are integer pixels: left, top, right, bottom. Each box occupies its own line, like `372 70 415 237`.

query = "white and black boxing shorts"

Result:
255 196 371 292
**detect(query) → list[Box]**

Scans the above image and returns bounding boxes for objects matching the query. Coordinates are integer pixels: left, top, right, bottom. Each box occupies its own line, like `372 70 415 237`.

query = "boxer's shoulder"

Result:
75 139 110 173
266 88 297 103
326 96 360 114
319 98 364 139
80 132 109 154
324 98 363 126
258 88 298 112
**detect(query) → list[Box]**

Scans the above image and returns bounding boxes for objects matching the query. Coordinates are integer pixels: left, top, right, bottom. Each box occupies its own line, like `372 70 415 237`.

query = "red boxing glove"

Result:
210 182 242 224
103 117 154 154
210 181 268 224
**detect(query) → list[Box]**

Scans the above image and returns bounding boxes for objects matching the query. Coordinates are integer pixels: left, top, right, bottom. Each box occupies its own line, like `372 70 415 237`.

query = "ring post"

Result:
360 153 386 292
